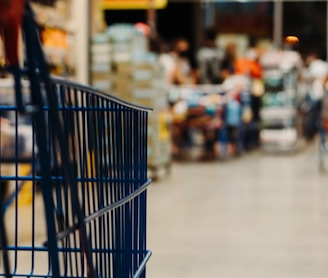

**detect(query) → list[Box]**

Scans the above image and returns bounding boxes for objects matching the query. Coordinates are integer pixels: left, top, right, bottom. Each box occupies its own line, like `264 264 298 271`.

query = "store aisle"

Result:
146 139 328 278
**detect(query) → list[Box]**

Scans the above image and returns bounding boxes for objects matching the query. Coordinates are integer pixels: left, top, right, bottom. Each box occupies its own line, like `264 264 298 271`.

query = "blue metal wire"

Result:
0 3 152 277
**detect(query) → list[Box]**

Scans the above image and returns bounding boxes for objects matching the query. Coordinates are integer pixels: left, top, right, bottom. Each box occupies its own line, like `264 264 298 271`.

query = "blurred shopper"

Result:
235 48 263 79
221 41 237 81
160 38 197 159
307 53 328 100
235 47 264 149
220 85 243 157
196 27 225 84
194 28 225 159
159 37 196 85
303 52 328 140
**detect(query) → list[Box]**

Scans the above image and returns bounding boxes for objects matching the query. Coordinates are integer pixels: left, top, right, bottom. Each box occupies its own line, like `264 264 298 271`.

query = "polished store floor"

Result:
1 137 328 278
147 138 328 278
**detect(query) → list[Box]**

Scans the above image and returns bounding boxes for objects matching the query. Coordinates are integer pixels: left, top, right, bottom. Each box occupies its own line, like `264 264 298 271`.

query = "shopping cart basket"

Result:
0 1 152 277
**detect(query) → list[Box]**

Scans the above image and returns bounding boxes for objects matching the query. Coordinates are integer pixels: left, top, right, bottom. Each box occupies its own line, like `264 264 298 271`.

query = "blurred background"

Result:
2 0 328 277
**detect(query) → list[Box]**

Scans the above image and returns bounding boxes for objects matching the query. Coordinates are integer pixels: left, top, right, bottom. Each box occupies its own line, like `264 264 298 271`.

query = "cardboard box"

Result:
91 43 112 54
91 62 111 73
91 72 110 81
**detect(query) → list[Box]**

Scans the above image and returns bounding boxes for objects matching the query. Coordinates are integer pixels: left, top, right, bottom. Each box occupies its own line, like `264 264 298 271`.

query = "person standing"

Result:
196 27 225 84
220 41 238 81
304 52 328 139
159 37 196 159
159 37 196 85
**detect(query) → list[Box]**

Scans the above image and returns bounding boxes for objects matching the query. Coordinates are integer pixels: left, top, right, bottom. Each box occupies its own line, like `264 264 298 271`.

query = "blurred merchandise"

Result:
259 49 302 152
0 77 34 187
91 23 171 180
30 1 75 77
168 84 225 160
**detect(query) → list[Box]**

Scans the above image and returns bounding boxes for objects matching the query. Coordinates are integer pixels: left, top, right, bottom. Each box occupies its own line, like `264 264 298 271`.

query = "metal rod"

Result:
273 0 283 49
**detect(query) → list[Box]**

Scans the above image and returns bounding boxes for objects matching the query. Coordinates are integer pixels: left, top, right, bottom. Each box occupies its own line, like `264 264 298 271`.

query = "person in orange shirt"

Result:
234 47 264 149
234 48 263 79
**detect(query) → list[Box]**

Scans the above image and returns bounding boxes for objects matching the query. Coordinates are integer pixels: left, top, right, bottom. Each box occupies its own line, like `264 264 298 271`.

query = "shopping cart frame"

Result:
0 1 152 277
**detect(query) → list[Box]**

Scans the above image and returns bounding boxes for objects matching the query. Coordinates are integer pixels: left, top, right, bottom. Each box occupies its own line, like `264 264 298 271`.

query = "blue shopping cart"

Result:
0 1 152 277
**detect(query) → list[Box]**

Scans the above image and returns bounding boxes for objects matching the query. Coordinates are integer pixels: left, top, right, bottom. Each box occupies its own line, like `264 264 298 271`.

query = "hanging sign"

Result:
101 0 167 9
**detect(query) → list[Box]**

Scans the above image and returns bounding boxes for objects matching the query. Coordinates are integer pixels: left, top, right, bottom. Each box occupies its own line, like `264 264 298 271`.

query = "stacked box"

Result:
147 108 172 168
134 65 171 173
111 58 171 174
90 34 112 92
90 24 171 176
109 61 133 96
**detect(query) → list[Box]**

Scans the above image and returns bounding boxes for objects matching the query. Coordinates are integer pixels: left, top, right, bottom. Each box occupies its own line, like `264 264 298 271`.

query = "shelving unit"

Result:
91 24 172 180
259 50 302 152
30 1 76 77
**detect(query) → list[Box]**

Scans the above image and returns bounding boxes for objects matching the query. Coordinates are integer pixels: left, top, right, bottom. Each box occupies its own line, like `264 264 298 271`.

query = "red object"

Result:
234 58 263 79
134 22 151 36
0 0 26 66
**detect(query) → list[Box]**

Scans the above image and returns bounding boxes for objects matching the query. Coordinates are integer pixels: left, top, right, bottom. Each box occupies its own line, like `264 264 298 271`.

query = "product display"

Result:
259 49 302 152
31 1 75 77
91 24 171 179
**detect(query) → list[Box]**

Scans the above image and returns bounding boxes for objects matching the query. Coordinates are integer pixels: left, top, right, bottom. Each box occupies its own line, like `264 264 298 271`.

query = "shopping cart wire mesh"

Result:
0 1 152 277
